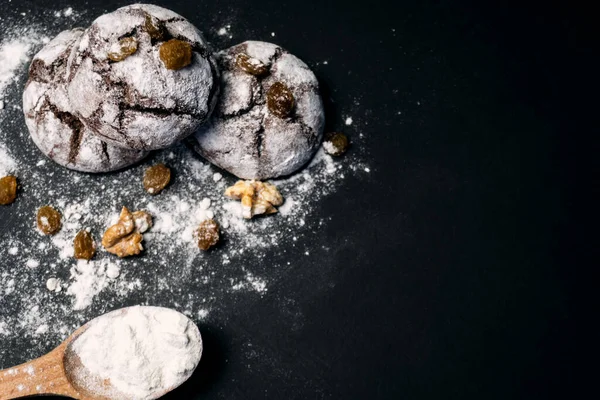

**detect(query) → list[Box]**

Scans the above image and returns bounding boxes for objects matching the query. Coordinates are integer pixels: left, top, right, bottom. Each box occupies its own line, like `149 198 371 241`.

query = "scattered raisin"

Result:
267 82 295 118
159 39 192 70
236 53 269 76
323 132 349 156
143 164 171 195
0 176 17 205
37 206 62 235
107 37 138 62
144 14 167 41
74 230 96 260
196 219 220 250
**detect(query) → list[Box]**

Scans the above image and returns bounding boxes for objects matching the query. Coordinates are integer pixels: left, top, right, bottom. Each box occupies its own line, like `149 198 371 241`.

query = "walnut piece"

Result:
224 180 283 219
102 207 152 257
132 210 153 233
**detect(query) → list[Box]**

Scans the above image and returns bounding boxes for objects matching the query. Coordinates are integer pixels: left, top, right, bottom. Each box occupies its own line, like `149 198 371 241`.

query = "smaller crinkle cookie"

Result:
66 4 219 150
189 41 325 180
23 29 148 173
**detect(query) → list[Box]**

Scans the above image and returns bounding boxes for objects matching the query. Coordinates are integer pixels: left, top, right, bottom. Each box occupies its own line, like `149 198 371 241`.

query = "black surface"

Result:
1 0 588 398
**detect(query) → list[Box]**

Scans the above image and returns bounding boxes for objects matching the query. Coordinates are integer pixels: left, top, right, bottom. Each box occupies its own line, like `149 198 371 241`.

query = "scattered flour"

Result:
216 24 232 38
0 146 17 176
0 5 370 372
0 28 48 98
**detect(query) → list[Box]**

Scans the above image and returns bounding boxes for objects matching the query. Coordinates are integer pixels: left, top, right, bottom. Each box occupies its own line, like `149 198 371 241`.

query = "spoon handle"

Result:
0 344 81 399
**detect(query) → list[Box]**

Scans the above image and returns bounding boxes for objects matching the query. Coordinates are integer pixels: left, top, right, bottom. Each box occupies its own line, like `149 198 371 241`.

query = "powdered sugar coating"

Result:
190 41 324 180
23 29 148 173
67 4 219 150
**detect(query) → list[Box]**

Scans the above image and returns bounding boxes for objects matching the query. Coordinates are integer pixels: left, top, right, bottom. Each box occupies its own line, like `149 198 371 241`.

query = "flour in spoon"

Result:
70 306 202 400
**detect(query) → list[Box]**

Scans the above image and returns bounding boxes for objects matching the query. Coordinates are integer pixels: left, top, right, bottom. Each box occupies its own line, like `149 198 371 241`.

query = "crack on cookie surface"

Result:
43 98 85 164
101 142 111 163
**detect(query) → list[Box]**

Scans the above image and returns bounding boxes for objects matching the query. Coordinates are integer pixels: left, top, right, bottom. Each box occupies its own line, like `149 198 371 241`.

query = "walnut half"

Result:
224 180 283 219
102 207 152 257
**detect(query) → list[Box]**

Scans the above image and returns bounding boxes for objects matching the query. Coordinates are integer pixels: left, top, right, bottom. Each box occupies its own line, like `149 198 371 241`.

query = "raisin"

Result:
236 53 269 76
107 37 138 62
143 164 171 195
196 219 219 250
159 39 192 70
267 82 294 118
323 132 349 156
74 230 96 260
37 206 62 235
0 176 17 205
144 14 167 41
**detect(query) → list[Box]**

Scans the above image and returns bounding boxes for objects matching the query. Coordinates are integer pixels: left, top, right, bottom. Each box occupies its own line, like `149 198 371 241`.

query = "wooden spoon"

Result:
0 306 202 400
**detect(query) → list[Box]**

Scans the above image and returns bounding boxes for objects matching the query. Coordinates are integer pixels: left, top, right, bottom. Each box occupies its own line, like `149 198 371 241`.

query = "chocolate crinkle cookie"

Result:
66 4 219 151
189 41 325 180
23 29 148 173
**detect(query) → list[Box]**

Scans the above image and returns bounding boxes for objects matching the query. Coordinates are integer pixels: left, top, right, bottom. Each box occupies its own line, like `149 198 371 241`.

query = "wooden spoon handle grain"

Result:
0 343 81 399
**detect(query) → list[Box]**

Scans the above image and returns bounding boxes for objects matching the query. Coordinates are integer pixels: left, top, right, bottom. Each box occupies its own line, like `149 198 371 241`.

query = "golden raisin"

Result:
74 230 96 260
323 132 349 156
144 14 167 40
196 219 219 250
143 164 171 195
37 206 62 235
0 176 17 205
236 53 269 76
107 37 138 62
159 39 192 70
267 82 294 118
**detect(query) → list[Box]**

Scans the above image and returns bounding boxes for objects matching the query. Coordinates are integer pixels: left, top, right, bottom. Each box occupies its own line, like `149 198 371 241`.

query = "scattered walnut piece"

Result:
102 207 147 258
323 132 349 156
236 53 269 76
195 219 220 250
0 176 17 205
224 180 283 219
108 37 138 62
132 210 153 233
143 164 171 195
74 230 96 260
106 232 144 258
37 206 62 235
159 39 192 70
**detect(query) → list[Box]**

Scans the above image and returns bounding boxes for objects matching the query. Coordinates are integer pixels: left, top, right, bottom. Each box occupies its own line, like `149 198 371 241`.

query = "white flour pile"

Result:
70 306 202 399
0 6 370 367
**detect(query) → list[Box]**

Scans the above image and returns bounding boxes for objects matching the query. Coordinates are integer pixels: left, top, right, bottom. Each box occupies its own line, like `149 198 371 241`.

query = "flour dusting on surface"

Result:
0 6 370 370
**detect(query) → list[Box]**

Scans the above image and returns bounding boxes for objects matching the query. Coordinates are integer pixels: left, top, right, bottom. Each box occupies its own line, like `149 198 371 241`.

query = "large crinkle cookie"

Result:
189 41 325 180
66 4 219 151
23 29 148 173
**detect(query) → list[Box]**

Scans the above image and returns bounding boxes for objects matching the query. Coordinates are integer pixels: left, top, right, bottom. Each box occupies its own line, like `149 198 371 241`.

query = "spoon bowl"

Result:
0 306 202 400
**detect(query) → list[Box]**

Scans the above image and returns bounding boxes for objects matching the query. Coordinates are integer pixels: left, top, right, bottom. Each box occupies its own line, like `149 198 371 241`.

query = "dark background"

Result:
3 0 590 398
